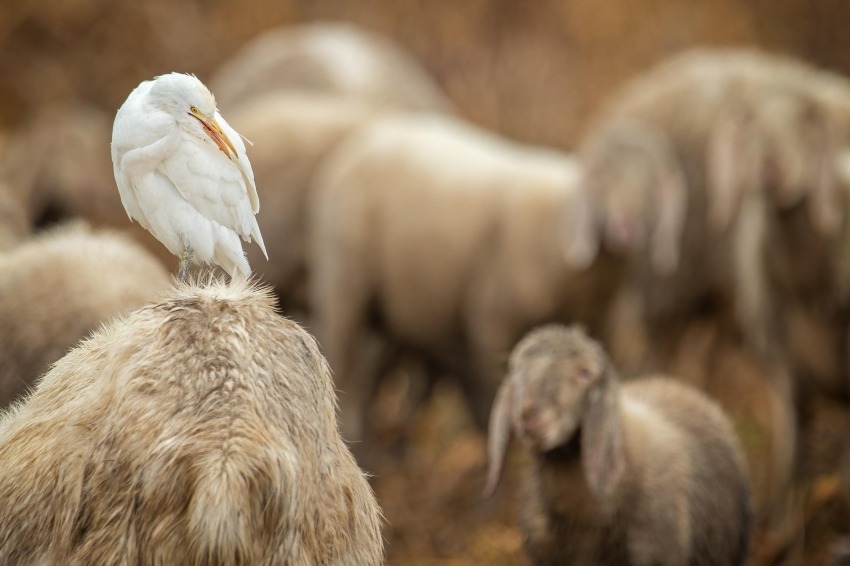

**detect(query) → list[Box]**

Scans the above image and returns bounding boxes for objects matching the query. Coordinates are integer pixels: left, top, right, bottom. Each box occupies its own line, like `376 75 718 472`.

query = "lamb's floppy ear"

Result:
648 135 688 276
483 377 516 498
808 109 845 237
581 360 624 501
707 107 761 232
563 170 600 270
835 150 850 216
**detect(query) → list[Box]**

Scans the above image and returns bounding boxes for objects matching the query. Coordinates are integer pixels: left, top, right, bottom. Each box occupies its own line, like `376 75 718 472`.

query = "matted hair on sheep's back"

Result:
0 276 383 565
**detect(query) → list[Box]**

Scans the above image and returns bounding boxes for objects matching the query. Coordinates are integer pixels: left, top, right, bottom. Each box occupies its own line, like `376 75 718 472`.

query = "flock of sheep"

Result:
0 21 848 565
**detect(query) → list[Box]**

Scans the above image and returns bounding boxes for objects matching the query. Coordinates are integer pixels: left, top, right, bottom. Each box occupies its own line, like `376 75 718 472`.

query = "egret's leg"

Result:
177 244 194 282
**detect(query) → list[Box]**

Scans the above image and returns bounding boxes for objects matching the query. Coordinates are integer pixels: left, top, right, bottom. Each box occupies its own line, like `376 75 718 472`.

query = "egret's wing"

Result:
216 111 260 214
112 157 148 228
160 134 267 259
215 112 267 259
111 84 157 230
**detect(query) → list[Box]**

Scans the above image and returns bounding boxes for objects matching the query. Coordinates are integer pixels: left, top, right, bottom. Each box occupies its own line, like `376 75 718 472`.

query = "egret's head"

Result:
149 73 237 159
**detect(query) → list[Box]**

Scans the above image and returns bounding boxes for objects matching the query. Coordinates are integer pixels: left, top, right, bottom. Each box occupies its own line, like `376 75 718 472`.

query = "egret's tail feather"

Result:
213 235 251 279
217 252 251 279
253 226 268 260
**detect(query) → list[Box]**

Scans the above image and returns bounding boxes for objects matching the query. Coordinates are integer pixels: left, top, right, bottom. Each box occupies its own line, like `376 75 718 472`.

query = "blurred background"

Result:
4 0 850 145
2 1 850 564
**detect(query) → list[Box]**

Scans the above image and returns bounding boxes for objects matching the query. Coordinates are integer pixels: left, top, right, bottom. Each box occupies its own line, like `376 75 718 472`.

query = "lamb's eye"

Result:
577 368 593 381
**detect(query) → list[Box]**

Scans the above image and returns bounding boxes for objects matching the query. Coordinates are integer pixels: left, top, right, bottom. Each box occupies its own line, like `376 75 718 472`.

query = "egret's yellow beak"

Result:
189 108 238 160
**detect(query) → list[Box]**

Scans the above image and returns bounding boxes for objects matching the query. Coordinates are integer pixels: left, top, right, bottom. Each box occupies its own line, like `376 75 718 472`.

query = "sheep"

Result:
211 22 455 312
832 538 850 566
577 48 843 330
309 112 622 450
0 181 29 250
210 22 453 112
0 278 384 565
726 95 850 404
0 222 170 409
228 92 381 312
575 52 849 529
1 102 116 227
0 101 175 267
484 324 752 566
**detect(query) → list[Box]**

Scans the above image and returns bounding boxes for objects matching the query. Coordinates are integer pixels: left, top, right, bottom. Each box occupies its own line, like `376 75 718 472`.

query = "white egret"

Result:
111 73 267 280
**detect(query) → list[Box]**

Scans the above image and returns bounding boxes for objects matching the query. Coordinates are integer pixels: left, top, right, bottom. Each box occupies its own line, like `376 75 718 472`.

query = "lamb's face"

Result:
509 341 604 452
758 93 813 205
587 146 654 257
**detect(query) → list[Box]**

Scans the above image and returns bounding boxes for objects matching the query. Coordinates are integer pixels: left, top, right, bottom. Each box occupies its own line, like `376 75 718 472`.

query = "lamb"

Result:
0 279 384 565
228 92 381 312
210 22 453 112
309 112 622 448
0 222 170 409
485 324 752 566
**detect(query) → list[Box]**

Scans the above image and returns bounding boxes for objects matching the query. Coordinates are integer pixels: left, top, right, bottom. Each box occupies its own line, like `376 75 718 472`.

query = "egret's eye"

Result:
190 105 199 114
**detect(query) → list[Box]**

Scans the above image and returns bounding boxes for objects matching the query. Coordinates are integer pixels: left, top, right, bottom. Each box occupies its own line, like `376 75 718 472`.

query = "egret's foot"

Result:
177 245 193 282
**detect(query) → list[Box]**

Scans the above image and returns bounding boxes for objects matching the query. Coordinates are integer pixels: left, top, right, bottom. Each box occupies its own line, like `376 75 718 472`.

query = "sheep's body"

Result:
310 113 619 444
0 223 169 409
608 311 798 524
211 22 452 112
0 279 384 565
487 325 751 566
229 92 380 310
523 379 751 565
731 96 850 404
1 103 117 226
732 157 850 415
0 102 176 267
0 182 28 250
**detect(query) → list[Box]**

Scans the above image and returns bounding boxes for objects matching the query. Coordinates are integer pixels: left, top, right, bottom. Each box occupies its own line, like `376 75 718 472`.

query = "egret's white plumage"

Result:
111 73 267 278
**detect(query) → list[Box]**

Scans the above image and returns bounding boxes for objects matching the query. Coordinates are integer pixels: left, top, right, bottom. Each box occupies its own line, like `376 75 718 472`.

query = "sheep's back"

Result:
0 280 383 565
623 377 752 565
230 92 380 295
